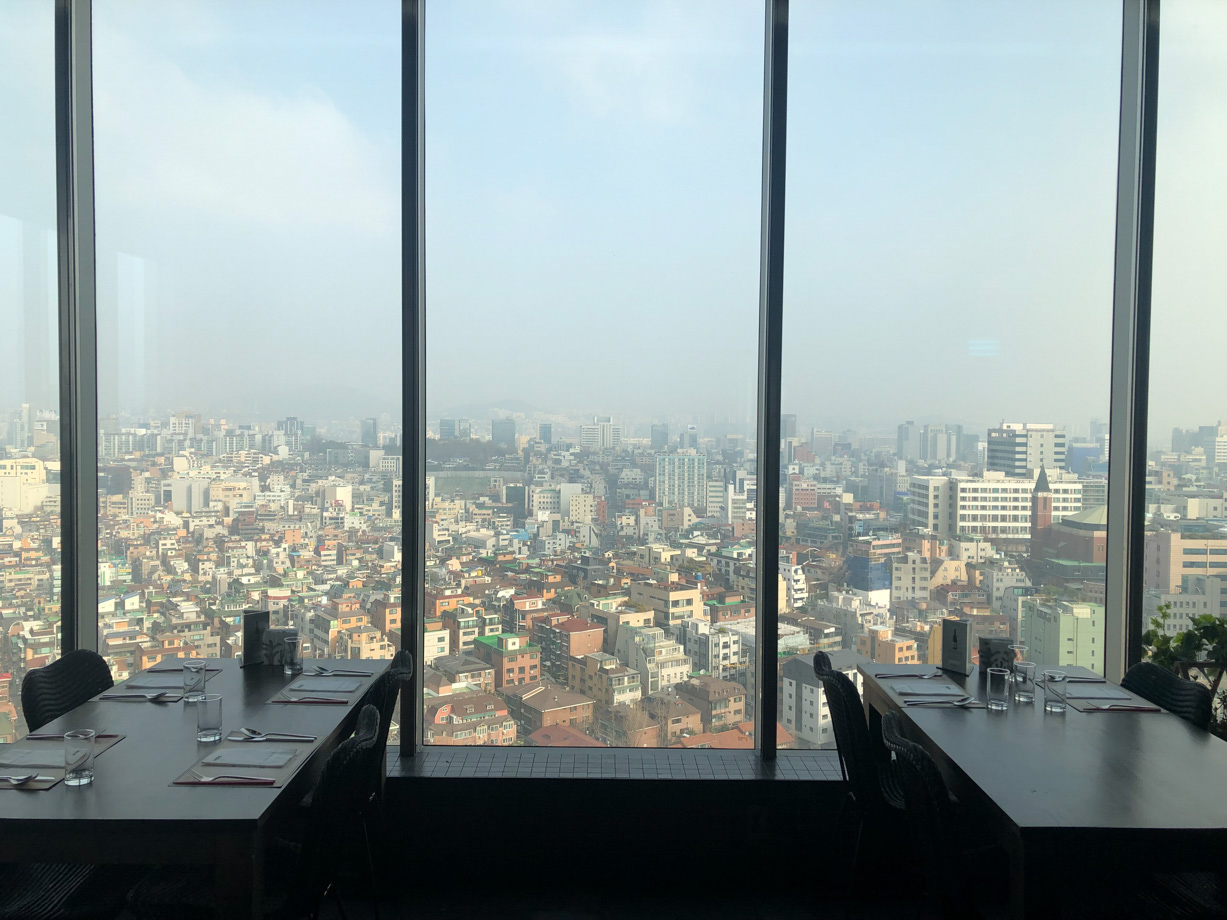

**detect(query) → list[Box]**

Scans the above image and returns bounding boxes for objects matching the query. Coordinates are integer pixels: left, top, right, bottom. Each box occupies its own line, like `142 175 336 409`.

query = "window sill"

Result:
388 747 842 781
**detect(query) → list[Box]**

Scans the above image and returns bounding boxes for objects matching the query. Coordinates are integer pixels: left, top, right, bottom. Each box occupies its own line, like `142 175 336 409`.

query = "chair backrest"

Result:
363 659 413 798
814 663 885 813
812 650 833 676
880 710 963 916
391 648 414 678
288 703 381 917
20 649 115 732
1121 662 1212 730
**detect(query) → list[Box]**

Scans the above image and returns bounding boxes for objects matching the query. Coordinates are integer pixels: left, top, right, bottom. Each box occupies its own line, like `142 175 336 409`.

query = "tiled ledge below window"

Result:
388 747 843 781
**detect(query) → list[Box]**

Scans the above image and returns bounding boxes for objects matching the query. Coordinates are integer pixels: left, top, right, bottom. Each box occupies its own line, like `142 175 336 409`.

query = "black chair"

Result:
1121 662 1212 731
354 654 412 908
127 704 383 920
0 863 137 920
812 653 905 916
880 710 973 919
20 650 114 733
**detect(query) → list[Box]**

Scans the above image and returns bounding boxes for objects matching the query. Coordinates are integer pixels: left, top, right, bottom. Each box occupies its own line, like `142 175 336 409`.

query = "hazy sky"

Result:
1 0 1225 445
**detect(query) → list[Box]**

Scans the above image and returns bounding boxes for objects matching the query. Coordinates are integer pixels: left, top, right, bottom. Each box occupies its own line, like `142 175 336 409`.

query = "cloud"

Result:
92 23 395 236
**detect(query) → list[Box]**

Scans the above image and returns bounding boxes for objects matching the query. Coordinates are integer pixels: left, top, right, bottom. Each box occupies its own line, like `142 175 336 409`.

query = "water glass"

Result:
283 636 303 677
1009 645 1027 680
1043 670 1068 714
183 659 207 702
987 668 1010 711
197 694 223 742
64 729 96 786
1013 661 1037 704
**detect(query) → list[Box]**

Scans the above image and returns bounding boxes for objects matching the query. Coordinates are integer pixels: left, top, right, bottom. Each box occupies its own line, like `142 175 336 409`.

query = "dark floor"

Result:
312 893 921 920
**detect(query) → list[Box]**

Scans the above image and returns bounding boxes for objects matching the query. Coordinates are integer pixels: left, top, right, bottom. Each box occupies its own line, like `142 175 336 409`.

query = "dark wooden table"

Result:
0 658 384 919
861 663 1227 919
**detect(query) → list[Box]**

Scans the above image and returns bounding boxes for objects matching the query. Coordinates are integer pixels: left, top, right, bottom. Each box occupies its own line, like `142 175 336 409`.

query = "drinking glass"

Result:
64 730 96 786
197 694 223 742
1009 644 1027 680
1043 670 1068 714
283 636 303 677
1013 661 1037 704
987 668 1010 711
183 659 207 703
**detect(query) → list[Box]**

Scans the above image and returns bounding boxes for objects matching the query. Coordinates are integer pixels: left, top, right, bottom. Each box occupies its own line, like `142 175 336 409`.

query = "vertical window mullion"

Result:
755 0 788 761
1105 0 1160 682
54 0 99 655
403 0 426 758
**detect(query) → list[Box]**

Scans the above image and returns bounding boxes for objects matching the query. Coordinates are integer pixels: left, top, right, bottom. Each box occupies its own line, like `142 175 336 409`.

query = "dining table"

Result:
0 657 386 919
860 663 1227 919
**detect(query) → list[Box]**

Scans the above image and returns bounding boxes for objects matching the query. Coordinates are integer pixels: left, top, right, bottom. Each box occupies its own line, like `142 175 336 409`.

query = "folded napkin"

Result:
126 677 188 690
288 677 360 693
1061 686 1131 701
0 749 67 768
201 748 296 769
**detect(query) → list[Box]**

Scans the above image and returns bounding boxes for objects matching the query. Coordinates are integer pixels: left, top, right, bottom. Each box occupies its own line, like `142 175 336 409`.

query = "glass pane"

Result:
0 4 61 741
780 0 1121 733
424 1 763 748
93 1 401 736
1143 1 1227 702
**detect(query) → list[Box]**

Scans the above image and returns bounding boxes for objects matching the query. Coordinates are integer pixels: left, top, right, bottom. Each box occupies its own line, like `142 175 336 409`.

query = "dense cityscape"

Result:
2 404 1224 748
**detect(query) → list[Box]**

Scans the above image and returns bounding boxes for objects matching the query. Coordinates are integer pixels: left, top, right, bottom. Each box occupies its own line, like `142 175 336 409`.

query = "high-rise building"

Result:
781 414 797 439
655 452 707 509
651 423 669 450
538 422 552 444
986 423 1067 476
361 417 378 447
457 418 472 439
897 420 919 462
439 418 457 440
680 425 700 450
491 418 516 449
580 416 621 452
1022 598 1105 675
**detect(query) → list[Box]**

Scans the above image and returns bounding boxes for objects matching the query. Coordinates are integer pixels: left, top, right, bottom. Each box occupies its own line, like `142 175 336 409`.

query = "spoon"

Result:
1 774 40 786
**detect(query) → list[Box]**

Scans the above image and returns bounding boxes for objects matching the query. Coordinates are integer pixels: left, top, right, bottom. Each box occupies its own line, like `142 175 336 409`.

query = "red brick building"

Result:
472 633 541 689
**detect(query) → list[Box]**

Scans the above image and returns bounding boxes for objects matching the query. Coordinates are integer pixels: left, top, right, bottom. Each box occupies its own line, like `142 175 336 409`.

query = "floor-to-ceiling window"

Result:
421 0 765 748
1142 1 1227 684
91 1 402 731
0 3 62 741
778 0 1124 725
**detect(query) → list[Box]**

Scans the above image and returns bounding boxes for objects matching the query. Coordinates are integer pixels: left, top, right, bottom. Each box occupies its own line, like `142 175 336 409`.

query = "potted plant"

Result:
1142 603 1227 739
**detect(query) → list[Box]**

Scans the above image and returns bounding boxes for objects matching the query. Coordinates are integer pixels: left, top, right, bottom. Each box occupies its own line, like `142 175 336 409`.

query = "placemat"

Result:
172 743 303 787
0 734 126 791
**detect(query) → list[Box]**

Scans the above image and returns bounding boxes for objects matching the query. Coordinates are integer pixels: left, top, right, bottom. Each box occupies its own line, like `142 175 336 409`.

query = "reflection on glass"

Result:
0 4 61 741
778 0 1121 748
423 1 763 747
1142 1 1227 704
92 1 402 735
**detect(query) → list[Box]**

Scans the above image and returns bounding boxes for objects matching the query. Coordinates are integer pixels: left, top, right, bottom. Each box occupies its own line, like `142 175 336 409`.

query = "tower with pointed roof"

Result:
1030 467 1053 557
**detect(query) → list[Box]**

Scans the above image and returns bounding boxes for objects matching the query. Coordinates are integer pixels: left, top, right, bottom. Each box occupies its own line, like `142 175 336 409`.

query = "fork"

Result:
905 696 978 707
185 769 275 785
